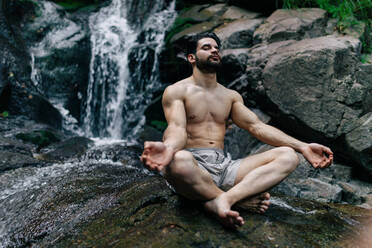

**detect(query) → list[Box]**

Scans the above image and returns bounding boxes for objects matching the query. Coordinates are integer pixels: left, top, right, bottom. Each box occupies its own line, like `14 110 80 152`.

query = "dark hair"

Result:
186 32 221 55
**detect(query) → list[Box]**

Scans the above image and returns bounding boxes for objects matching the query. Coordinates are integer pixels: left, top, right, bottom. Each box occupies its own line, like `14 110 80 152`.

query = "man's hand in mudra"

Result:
301 143 333 169
140 141 174 172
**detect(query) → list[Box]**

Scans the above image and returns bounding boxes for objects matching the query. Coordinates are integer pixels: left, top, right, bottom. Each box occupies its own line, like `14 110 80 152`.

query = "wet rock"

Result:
217 51 246 84
228 0 281 15
170 20 224 43
15 129 62 151
36 136 93 162
345 113 372 174
338 182 364 205
83 142 143 164
356 63 372 114
0 136 34 157
139 125 163 143
0 151 41 172
52 177 372 247
297 178 343 203
8 84 63 129
221 5 261 20
21 0 90 122
214 18 264 49
253 8 328 44
262 35 362 139
177 5 213 23
0 128 52 172
0 143 147 247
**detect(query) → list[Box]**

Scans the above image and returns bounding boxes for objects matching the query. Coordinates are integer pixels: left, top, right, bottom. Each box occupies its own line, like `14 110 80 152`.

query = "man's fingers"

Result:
156 165 164 172
144 142 154 150
312 162 319 168
319 160 327 168
322 146 333 156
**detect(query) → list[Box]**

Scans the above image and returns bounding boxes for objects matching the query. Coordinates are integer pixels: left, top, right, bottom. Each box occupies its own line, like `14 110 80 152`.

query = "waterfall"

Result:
83 0 176 140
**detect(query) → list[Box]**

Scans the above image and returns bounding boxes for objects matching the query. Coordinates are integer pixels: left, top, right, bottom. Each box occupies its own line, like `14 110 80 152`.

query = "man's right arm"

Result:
140 85 187 171
162 85 187 154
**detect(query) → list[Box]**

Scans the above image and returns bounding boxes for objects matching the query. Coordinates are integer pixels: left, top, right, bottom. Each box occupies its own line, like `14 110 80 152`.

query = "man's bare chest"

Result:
184 92 232 123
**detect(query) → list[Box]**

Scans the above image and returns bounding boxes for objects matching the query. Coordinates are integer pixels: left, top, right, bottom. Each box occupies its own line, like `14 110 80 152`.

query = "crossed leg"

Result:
162 146 299 228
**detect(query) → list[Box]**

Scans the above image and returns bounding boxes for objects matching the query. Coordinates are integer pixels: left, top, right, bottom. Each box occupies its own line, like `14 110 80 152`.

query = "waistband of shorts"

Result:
185 147 224 153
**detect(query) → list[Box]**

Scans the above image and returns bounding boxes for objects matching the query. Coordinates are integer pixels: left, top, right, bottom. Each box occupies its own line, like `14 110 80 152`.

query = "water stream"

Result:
0 0 176 246
83 0 176 140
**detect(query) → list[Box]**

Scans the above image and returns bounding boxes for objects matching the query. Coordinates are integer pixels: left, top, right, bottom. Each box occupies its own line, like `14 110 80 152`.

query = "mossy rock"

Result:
55 177 372 247
16 129 61 150
50 0 103 11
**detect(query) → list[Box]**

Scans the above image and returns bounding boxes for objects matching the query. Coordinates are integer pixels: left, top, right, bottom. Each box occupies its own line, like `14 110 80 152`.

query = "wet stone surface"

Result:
53 177 372 248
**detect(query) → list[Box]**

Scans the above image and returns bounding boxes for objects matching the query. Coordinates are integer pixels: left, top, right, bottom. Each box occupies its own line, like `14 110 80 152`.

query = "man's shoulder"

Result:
217 83 241 99
163 78 192 101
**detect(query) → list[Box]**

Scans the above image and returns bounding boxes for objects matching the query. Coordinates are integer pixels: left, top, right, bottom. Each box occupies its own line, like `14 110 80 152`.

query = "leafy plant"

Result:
282 0 372 53
164 17 195 45
0 111 9 117
50 0 101 11
150 120 167 131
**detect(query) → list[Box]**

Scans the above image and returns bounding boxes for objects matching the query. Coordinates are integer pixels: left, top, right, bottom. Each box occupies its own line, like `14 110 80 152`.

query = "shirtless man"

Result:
141 32 333 229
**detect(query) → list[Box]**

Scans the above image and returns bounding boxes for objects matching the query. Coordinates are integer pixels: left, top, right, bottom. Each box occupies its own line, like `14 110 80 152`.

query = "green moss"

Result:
15 130 61 149
282 0 372 60
50 0 101 11
150 120 167 131
164 17 195 45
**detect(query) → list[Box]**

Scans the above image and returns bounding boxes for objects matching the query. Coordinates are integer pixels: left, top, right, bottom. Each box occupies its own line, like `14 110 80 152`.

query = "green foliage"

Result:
150 120 167 131
282 0 372 52
361 53 372 63
164 17 194 45
0 111 9 117
50 0 101 11
16 130 61 149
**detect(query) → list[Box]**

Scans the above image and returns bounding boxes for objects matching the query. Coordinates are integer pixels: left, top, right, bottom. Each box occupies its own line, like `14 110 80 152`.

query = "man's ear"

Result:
187 54 195 63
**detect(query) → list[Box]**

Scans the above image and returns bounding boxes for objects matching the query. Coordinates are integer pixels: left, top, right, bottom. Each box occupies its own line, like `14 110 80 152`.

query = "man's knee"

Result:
276 146 299 172
167 150 194 177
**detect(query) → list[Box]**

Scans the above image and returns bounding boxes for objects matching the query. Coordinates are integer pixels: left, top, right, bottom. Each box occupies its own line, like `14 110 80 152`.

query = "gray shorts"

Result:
186 148 242 191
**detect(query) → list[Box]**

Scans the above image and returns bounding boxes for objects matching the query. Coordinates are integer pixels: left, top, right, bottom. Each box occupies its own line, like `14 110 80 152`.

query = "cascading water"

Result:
0 0 176 247
83 0 176 140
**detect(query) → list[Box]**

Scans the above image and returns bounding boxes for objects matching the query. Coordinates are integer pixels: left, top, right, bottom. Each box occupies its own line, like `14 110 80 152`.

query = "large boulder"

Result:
51 177 372 247
214 18 264 49
36 136 94 162
355 64 372 114
253 8 329 44
345 113 372 174
262 35 362 139
8 84 63 129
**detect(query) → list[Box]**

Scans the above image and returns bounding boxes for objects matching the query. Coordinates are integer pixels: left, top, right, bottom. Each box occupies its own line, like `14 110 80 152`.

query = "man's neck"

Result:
192 68 217 89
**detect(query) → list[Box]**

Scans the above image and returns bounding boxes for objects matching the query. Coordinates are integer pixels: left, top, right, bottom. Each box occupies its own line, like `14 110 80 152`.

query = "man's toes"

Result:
226 210 239 218
236 216 244 226
262 200 270 206
263 192 270 200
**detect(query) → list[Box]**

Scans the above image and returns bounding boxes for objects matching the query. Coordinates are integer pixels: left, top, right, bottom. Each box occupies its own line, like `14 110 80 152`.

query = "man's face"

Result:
194 37 221 73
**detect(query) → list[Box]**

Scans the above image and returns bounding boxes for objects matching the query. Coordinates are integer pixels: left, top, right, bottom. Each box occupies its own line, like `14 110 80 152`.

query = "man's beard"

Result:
195 55 221 73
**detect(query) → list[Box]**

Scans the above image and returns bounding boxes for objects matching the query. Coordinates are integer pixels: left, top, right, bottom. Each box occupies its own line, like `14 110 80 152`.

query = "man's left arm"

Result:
230 92 333 168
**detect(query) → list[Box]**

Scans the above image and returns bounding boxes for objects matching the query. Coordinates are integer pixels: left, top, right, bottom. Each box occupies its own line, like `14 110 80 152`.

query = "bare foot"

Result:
235 192 270 213
204 193 244 229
